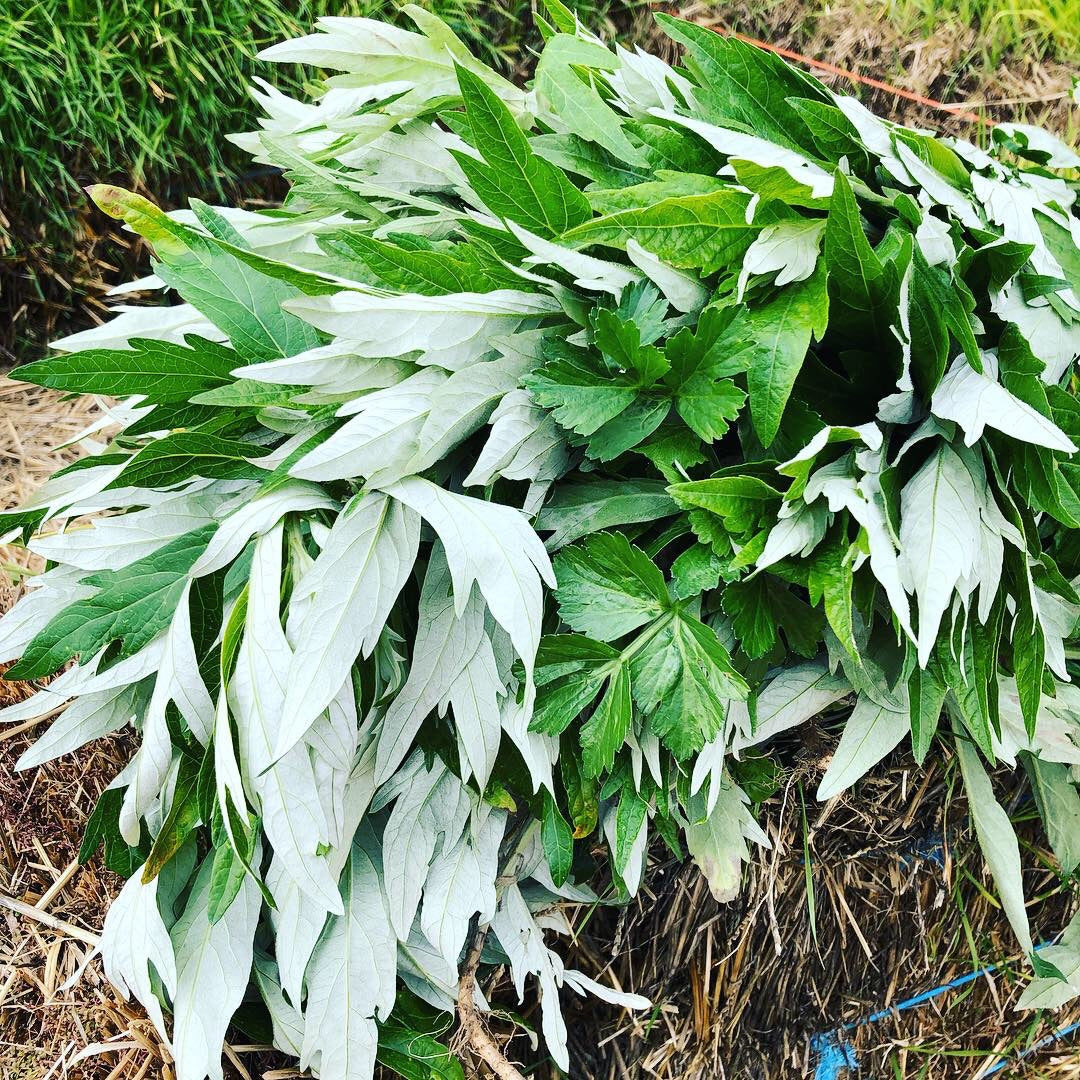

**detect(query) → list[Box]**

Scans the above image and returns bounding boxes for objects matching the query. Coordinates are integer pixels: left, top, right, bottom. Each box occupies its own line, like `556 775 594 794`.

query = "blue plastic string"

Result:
810 945 1076 1078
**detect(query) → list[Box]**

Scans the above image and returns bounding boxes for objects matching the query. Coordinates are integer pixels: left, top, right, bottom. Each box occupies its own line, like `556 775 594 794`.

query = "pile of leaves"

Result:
4 4 1080 1076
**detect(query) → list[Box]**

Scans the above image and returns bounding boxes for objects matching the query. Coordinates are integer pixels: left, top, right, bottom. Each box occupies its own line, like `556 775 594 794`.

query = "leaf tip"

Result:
85 183 134 218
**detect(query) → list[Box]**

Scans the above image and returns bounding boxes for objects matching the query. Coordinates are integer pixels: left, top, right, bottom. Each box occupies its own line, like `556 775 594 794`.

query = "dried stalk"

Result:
456 922 526 1080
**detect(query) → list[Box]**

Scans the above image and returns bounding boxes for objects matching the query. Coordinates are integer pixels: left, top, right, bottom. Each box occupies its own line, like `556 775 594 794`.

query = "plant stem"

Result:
457 923 528 1080
454 815 538 1077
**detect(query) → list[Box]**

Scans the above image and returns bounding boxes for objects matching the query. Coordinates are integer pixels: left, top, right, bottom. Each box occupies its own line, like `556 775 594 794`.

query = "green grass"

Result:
0 0 555 228
0 0 637 361
885 0 1080 62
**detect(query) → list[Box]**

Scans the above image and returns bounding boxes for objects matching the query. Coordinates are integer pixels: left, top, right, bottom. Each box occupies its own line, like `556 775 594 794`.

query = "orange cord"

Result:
703 23 995 127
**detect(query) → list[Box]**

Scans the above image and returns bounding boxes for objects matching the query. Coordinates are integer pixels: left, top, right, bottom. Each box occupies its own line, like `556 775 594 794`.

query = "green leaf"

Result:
524 340 641 442
907 261 951 395
895 129 971 188
1012 586 1046 740
562 188 760 275
613 786 648 876
541 791 574 886
586 174 726 215
527 313 678 464
207 807 259 923
955 729 1033 955
534 36 648 167
744 262 828 446
727 161 831 210
554 532 669 641
655 16 828 152
112 431 270 490
1026 754 1080 876
189 199 248 247
526 307 676 461
124 401 222 439
79 787 144 878
535 478 678 549
629 122 727 177
788 99 870 169
823 170 900 350
609 281 671 344
586 399 672 462
631 610 746 758
7 524 218 680
939 627 996 760
911 249 981 373
377 1024 465 1080
722 576 779 659
452 63 591 237
191 380 303 408
15 337 239 403
537 0 579 35
966 237 1035 294
806 534 858 661
668 474 782 541
532 635 620 736
580 662 632 777
531 131 652 187
670 541 725 600
318 230 521 294
1036 210 1080 298
142 747 207 883
593 309 670 384
634 426 709 484
665 307 749 442
0 505 47 543
88 186 322 361
907 661 947 764
560 744 599 838
1018 272 1072 303
723 570 823 659
208 829 248 924
260 133 391 218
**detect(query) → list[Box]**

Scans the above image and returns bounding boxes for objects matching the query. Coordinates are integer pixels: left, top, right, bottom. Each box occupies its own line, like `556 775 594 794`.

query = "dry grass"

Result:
443 725 1080 1078
0 382 178 1080
665 0 1079 138
552 749 1080 1078
0 379 106 561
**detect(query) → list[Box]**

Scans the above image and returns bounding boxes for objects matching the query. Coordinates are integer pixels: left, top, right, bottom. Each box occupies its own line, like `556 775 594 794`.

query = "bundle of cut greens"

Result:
5 4 1080 1075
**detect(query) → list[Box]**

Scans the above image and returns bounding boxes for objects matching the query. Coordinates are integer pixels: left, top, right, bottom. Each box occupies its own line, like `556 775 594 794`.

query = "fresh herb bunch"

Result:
5 4 1080 1076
